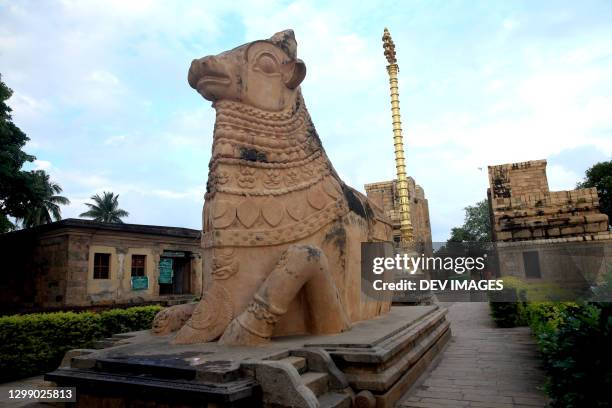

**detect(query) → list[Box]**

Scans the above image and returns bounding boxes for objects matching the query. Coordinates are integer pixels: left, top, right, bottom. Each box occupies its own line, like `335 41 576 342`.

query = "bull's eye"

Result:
255 53 278 74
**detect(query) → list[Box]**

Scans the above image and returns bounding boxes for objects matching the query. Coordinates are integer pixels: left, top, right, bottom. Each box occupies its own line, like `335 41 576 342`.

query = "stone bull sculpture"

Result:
152 30 393 345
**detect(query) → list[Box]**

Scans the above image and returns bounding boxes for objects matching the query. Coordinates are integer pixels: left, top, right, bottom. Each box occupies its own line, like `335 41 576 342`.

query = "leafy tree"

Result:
19 171 70 227
0 75 68 232
79 192 129 223
448 199 491 242
577 160 612 226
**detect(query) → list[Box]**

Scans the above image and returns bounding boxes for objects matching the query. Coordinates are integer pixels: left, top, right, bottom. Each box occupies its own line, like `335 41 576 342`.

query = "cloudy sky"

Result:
1 0 611 241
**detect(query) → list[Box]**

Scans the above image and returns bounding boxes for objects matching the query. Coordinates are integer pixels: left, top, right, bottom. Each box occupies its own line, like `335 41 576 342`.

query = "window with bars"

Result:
131 254 146 277
93 253 110 279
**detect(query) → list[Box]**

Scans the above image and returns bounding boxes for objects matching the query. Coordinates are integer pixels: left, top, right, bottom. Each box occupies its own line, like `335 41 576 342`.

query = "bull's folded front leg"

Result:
219 244 350 345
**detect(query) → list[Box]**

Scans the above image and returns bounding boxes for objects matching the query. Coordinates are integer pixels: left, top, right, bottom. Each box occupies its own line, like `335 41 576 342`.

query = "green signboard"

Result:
131 276 149 291
162 251 186 258
159 258 174 284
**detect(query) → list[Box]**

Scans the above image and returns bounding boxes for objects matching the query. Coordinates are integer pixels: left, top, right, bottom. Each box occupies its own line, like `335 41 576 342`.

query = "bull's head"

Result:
188 30 307 111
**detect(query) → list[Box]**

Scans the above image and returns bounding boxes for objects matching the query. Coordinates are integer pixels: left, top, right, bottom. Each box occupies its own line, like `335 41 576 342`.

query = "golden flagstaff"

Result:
382 27 413 243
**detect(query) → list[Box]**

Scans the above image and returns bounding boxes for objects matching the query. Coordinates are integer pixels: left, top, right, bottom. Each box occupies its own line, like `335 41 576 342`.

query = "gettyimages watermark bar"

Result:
361 241 612 302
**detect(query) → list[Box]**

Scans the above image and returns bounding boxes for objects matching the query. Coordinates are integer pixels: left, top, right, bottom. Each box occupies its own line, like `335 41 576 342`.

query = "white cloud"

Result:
87 70 120 86
60 197 88 219
547 164 580 191
503 18 519 30
103 135 127 145
161 106 215 148
150 188 202 201
7 93 51 120
486 79 505 92
33 159 52 170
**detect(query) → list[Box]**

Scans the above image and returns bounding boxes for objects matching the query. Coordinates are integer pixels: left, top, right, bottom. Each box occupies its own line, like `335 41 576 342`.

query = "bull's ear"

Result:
284 59 306 89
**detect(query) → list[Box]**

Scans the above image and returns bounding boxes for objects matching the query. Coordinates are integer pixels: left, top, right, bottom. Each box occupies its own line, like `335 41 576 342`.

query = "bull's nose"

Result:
188 57 206 89
198 56 216 70
188 55 228 89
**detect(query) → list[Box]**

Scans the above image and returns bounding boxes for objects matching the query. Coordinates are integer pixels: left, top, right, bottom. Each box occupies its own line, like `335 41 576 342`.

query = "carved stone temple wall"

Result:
364 178 433 251
488 160 610 242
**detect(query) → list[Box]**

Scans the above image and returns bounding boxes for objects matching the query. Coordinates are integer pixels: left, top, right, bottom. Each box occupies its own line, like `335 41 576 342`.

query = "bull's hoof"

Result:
174 323 211 345
173 284 233 344
218 317 269 346
152 302 197 335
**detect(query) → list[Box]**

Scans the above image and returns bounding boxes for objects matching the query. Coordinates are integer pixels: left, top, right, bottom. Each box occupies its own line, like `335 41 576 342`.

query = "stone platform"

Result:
46 305 450 408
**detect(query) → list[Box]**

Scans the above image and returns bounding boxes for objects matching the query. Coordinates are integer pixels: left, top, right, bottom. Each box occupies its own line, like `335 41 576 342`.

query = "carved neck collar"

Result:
210 91 323 163
213 92 304 125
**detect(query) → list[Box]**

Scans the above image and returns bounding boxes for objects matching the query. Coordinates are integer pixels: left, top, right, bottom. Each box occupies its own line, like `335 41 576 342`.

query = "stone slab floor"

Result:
397 302 550 408
0 376 47 408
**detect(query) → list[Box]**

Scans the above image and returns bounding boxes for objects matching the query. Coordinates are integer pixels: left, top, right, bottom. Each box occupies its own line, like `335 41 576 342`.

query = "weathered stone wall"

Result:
33 234 70 308
0 232 69 312
488 160 609 242
496 237 612 285
489 160 549 199
65 233 90 306
364 178 433 252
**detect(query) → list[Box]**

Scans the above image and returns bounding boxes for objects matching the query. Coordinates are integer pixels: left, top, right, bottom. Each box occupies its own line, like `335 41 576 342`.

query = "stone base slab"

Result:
46 305 450 407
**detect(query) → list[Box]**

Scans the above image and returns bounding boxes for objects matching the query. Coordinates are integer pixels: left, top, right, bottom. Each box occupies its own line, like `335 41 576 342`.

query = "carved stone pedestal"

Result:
47 306 449 408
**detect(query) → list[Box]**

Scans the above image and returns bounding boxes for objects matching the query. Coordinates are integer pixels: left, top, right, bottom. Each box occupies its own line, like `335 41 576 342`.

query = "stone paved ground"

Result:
397 302 550 408
0 376 47 407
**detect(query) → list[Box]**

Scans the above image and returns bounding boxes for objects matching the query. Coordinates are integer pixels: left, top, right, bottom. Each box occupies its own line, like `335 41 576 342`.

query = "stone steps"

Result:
318 306 451 408
318 391 352 408
301 371 329 397
279 356 307 374
273 355 352 408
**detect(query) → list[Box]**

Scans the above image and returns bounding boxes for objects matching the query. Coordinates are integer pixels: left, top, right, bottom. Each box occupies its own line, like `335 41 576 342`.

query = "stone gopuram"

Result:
47 30 450 408
488 159 609 242
365 178 432 253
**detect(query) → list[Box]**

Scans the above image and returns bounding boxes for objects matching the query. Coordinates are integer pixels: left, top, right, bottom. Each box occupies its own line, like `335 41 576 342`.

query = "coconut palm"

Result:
79 191 129 223
20 171 71 227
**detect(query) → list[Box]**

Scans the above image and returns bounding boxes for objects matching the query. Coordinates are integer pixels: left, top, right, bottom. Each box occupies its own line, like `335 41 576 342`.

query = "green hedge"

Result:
0 305 162 382
488 277 612 407
488 276 528 327
488 276 576 327
523 302 612 407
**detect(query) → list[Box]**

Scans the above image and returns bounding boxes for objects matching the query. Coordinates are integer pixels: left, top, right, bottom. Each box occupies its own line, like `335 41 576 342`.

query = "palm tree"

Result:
79 191 129 223
21 171 71 228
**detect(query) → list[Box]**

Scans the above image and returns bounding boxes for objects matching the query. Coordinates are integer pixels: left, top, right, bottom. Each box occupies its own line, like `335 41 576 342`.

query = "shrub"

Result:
488 276 527 327
529 302 612 407
521 302 581 336
0 305 162 382
489 276 575 328
489 295 522 327
489 277 612 405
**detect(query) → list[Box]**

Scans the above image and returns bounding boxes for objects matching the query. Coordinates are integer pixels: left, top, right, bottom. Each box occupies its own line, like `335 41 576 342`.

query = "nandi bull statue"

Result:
152 29 394 345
